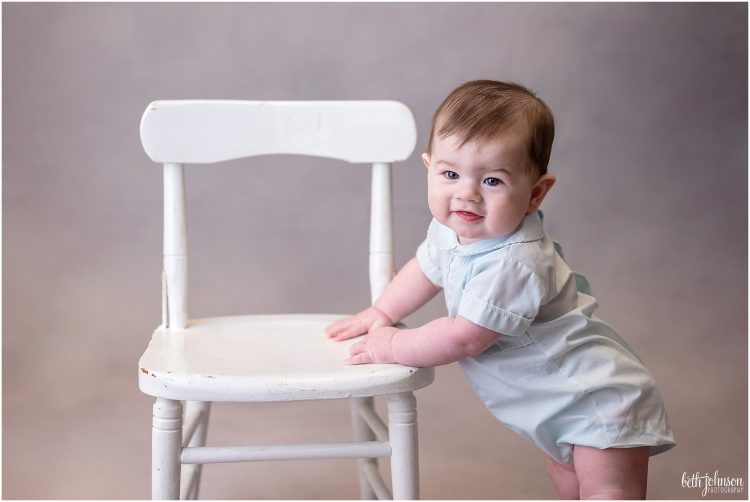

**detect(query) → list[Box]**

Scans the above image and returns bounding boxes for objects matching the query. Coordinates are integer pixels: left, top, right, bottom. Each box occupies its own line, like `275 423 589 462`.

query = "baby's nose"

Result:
457 184 482 202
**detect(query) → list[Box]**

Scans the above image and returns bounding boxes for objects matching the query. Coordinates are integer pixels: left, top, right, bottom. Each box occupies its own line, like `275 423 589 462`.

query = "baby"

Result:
324 80 675 499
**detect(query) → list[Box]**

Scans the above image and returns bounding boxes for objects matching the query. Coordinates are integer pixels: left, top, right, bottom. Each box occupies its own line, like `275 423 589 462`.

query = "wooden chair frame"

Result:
138 101 434 500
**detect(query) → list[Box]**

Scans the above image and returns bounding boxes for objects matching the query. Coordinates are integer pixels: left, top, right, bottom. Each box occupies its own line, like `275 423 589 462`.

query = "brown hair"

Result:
426 80 555 176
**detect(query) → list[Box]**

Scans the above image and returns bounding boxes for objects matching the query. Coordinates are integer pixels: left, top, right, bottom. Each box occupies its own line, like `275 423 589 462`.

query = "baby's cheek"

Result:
426 192 446 218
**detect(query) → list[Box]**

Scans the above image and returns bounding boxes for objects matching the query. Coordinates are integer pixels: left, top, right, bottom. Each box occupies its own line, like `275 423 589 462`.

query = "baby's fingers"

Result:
325 318 358 338
328 319 367 341
347 339 374 364
344 352 373 365
324 318 349 337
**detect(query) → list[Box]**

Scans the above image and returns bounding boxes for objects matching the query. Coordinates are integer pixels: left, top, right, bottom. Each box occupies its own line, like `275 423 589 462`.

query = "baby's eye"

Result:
443 171 459 180
484 177 503 186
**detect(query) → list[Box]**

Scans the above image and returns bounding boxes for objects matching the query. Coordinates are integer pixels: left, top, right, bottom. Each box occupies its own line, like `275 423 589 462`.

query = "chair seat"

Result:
138 314 434 402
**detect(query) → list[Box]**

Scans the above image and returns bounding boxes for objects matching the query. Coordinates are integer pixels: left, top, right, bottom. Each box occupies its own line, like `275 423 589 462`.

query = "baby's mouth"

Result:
454 210 484 222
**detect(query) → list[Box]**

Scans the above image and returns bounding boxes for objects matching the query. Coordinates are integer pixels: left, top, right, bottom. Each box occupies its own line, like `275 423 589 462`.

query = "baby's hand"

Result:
324 306 392 342
344 326 399 365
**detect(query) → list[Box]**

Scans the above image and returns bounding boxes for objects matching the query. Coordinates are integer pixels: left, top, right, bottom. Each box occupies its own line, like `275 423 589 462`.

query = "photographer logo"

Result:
682 471 744 497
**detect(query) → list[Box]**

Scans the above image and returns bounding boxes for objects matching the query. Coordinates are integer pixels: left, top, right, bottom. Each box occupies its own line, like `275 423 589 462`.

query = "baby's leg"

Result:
573 445 649 499
545 456 580 499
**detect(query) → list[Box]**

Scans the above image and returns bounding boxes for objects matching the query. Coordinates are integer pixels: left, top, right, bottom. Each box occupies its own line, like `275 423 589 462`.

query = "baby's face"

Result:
422 131 542 244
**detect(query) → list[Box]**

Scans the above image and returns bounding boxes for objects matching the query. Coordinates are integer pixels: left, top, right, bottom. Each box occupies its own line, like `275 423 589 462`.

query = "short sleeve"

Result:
457 258 547 336
415 237 443 288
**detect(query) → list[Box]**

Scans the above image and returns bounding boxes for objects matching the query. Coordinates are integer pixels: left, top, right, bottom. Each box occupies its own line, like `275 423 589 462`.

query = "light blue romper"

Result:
416 211 676 464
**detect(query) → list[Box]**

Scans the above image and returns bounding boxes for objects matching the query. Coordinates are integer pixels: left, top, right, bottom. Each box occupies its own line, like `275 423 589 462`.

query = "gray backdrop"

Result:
3 2 747 499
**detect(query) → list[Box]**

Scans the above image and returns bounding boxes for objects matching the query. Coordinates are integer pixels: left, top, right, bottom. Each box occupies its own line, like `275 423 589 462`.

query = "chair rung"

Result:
358 403 389 441
181 441 391 464
362 462 392 500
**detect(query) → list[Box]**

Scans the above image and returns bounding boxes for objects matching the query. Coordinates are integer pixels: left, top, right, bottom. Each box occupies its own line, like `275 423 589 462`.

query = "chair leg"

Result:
388 392 419 500
351 397 378 499
184 401 211 499
152 398 183 500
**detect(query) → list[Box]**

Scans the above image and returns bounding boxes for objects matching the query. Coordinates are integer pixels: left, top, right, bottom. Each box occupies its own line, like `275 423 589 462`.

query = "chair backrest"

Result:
140 100 418 329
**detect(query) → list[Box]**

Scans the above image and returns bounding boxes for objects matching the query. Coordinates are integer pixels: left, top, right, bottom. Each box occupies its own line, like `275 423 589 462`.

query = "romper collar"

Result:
432 210 545 256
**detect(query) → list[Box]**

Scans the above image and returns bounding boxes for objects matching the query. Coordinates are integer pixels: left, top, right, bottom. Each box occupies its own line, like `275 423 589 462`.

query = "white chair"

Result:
137 100 435 500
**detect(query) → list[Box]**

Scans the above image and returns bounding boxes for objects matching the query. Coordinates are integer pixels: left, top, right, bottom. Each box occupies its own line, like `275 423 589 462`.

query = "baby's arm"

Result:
324 257 441 341
345 316 501 366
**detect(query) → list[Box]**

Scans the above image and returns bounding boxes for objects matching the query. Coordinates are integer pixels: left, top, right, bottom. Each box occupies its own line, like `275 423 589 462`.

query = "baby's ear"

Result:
527 173 556 214
421 152 431 169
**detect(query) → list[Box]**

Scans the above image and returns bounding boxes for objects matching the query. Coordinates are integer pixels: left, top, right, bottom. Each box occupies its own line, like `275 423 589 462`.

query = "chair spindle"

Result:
369 162 395 303
163 162 188 330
